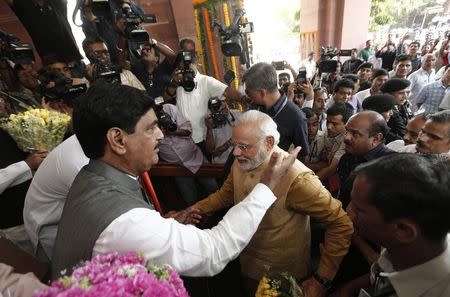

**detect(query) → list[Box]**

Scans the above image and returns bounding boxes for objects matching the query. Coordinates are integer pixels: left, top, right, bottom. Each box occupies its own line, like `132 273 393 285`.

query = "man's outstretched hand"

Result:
260 147 301 191
165 207 202 225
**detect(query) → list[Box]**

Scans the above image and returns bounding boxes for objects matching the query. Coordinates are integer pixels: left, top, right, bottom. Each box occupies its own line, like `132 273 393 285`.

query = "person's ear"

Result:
106 127 127 155
392 218 419 244
265 136 275 150
371 132 383 146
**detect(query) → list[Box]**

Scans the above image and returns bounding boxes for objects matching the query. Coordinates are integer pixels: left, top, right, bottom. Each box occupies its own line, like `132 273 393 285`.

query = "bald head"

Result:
344 111 388 156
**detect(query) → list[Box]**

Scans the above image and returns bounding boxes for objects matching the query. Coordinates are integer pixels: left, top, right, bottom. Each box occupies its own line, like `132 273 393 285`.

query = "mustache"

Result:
416 139 426 148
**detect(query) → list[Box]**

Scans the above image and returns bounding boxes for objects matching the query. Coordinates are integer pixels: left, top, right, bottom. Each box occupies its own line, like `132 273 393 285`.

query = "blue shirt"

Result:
416 81 449 113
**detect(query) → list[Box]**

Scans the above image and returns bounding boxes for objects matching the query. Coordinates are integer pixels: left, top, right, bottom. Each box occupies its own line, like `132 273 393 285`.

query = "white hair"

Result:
235 110 280 145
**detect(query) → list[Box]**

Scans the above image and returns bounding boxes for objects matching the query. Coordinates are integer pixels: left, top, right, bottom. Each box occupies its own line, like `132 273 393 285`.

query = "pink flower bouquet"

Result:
34 252 189 297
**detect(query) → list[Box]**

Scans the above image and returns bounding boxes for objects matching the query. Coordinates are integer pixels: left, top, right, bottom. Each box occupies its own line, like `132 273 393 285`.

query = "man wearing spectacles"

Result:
81 37 145 91
189 110 353 297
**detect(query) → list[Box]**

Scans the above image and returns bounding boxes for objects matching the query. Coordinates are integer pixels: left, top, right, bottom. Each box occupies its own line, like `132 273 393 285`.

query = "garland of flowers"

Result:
194 8 207 74
202 7 220 79
222 2 239 89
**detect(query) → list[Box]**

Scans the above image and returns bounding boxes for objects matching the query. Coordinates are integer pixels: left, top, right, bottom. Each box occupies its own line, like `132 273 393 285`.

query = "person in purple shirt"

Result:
157 102 218 205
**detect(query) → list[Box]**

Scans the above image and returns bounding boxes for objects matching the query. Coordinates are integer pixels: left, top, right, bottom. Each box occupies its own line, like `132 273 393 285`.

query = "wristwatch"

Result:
313 272 333 290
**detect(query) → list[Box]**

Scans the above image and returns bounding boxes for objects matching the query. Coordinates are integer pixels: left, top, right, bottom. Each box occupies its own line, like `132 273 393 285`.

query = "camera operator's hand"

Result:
204 115 214 130
171 69 183 86
286 83 296 101
298 80 314 101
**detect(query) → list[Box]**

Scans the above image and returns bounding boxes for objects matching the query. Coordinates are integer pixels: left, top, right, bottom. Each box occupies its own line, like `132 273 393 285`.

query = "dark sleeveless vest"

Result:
51 159 152 279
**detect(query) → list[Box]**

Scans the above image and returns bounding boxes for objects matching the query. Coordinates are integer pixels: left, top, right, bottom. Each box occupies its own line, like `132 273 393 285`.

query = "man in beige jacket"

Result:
190 110 354 297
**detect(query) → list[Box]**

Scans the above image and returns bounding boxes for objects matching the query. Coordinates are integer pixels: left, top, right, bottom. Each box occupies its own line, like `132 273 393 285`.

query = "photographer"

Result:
129 40 177 98
204 99 241 164
166 51 242 153
81 37 145 90
157 101 218 205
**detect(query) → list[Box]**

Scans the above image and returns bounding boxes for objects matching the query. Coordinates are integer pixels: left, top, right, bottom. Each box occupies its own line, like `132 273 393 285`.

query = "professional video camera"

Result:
208 97 228 128
318 46 352 73
39 68 87 105
214 9 253 57
91 60 122 85
0 29 34 64
154 96 177 132
178 51 196 92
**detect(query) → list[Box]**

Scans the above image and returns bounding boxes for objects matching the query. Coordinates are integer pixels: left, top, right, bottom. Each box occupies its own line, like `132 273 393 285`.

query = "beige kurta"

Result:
194 146 353 281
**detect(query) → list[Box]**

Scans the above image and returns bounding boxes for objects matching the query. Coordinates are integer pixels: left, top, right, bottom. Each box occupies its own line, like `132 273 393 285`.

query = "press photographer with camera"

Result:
155 97 219 206
166 50 243 154
205 98 241 164
81 37 145 90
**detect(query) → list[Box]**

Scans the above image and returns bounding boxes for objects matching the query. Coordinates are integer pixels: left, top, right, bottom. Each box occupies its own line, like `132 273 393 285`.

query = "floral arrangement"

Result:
255 272 303 297
34 252 189 297
0 108 70 152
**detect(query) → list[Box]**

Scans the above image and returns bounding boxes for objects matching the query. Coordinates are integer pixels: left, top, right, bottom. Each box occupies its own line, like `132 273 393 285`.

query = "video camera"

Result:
0 29 34 64
178 51 196 92
318 46 351 73
91 60 122 85
154 96 177 132
121 3 156 44
208 97 228 128
39 68 87 106
214 9 253 57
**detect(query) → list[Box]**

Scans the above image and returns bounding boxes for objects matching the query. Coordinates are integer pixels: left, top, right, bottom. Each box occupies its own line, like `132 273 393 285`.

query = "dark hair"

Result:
394 54 412 64
427 110 450 137
354 153 450 241
333 78 355 93
327 102 354 123
342 74 358 84
179 38 196 51
278 72 290 80
72 80 155 159
410 41 420 47
82 36 107 57
351 48 358 53
371 68 389 80
302 107 316 119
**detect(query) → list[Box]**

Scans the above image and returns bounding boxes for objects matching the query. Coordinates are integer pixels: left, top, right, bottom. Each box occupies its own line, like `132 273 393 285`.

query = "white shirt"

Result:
300 59 316 80
377 236 450 297
176 73 227 143
94 183 276 277
386 139 406 152
0 161 32 194
408 68 436 105
23 135 89 258
120 69 145 91
355 88 372 105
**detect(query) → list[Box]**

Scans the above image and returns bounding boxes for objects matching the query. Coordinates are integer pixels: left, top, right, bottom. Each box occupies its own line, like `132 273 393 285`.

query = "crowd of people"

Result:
0 1 449 297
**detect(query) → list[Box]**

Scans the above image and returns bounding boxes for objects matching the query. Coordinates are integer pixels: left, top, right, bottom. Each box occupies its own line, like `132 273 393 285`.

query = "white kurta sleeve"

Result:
0 161 32 194
94 183 275 276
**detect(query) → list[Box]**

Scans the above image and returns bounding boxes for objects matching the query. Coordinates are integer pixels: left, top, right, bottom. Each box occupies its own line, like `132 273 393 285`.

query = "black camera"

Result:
121 3 156 44
215 9 253 57
91 60 122 85
154 96 177 133
39 68 87 106
180 51 196 92
318 46 351 73
294 68 307 95
208 97 228 128
0 29 34 64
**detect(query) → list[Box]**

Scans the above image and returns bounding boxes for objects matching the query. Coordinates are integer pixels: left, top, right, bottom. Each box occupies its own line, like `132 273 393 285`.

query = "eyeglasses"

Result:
230 138 264 152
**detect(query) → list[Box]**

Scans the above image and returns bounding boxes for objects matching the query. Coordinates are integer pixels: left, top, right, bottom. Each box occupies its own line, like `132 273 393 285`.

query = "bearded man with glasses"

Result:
187 110 354 297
